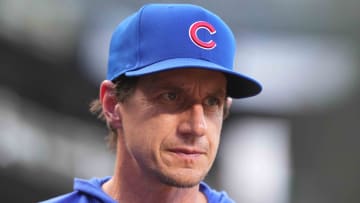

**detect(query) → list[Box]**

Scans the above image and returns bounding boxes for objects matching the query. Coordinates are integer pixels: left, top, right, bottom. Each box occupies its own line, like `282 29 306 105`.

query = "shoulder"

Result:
40 190 107 203
39 191 84 203
200 182 236 203
40 177 115 203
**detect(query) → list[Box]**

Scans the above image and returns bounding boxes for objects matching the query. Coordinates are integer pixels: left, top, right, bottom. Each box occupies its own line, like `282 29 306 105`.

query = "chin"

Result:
155 168 208 188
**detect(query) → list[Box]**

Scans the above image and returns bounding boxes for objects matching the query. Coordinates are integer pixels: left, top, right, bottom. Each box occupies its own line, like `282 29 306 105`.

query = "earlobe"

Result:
100 80 122 129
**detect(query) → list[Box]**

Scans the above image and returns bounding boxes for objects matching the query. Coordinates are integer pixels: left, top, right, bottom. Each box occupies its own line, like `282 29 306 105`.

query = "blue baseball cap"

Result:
107 3 262 98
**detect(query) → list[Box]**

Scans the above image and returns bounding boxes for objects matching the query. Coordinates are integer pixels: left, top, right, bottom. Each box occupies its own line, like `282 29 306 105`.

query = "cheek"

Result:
123 113 177 154
208 118 223 155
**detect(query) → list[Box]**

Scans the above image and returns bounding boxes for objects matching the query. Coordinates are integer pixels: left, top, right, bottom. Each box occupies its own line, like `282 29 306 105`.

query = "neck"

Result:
102 144 207 203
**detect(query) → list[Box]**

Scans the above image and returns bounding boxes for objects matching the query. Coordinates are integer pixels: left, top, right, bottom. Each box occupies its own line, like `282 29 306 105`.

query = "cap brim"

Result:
125 58 262 98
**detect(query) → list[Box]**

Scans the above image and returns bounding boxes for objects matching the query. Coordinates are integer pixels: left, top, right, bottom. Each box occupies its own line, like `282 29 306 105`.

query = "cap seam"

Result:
136 6 147 69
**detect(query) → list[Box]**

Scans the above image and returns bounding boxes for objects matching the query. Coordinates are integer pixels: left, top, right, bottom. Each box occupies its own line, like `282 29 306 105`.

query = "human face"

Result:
118 68 227 188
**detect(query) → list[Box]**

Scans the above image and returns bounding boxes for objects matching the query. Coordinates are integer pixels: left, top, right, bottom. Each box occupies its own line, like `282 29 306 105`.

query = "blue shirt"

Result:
41 177 235 203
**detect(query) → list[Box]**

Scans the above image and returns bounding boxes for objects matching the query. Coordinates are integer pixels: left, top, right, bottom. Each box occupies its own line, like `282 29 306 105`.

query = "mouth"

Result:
167 147 206 157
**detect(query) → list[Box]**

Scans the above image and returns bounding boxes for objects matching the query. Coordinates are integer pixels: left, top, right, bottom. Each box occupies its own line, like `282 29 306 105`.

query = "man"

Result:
42 3 261 203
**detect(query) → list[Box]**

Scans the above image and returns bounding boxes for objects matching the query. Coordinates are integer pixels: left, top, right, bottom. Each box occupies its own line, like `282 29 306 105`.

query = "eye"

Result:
204 96 221 107
161 92 178 101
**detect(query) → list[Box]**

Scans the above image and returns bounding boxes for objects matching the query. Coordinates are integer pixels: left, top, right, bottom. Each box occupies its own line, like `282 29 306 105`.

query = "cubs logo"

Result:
189 21 216 50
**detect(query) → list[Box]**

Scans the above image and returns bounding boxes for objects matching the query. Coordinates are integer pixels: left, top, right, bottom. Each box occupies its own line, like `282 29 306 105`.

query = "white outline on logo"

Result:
189 21 217 50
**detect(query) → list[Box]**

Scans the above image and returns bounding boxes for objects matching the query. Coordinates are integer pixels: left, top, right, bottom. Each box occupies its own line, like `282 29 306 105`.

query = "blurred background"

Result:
0 0 359 202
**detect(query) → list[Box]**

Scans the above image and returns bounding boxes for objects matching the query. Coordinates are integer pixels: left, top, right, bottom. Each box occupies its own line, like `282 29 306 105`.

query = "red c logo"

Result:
189 21 216 50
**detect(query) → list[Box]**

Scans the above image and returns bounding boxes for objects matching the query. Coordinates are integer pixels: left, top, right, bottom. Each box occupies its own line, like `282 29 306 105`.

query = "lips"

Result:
168 147 206 156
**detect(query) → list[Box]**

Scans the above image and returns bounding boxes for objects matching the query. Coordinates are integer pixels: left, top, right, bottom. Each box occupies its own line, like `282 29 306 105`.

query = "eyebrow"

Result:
143 75 184 88
149 80 226 97
210 89 227 97
146 82 185 94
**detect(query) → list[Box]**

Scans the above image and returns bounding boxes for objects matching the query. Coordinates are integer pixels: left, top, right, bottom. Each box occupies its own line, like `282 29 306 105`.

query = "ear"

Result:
226 97 232 108
100 80 122 129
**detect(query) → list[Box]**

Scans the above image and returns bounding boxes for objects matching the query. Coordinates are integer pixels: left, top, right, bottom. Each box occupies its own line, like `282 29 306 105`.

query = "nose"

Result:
178 104 207 137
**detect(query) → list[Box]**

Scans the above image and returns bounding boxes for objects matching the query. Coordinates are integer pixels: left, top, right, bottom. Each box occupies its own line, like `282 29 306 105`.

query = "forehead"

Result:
137 68 227 91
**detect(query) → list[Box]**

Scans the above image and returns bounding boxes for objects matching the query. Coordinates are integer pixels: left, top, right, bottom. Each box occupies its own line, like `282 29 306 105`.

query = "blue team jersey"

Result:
41 177 235 203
